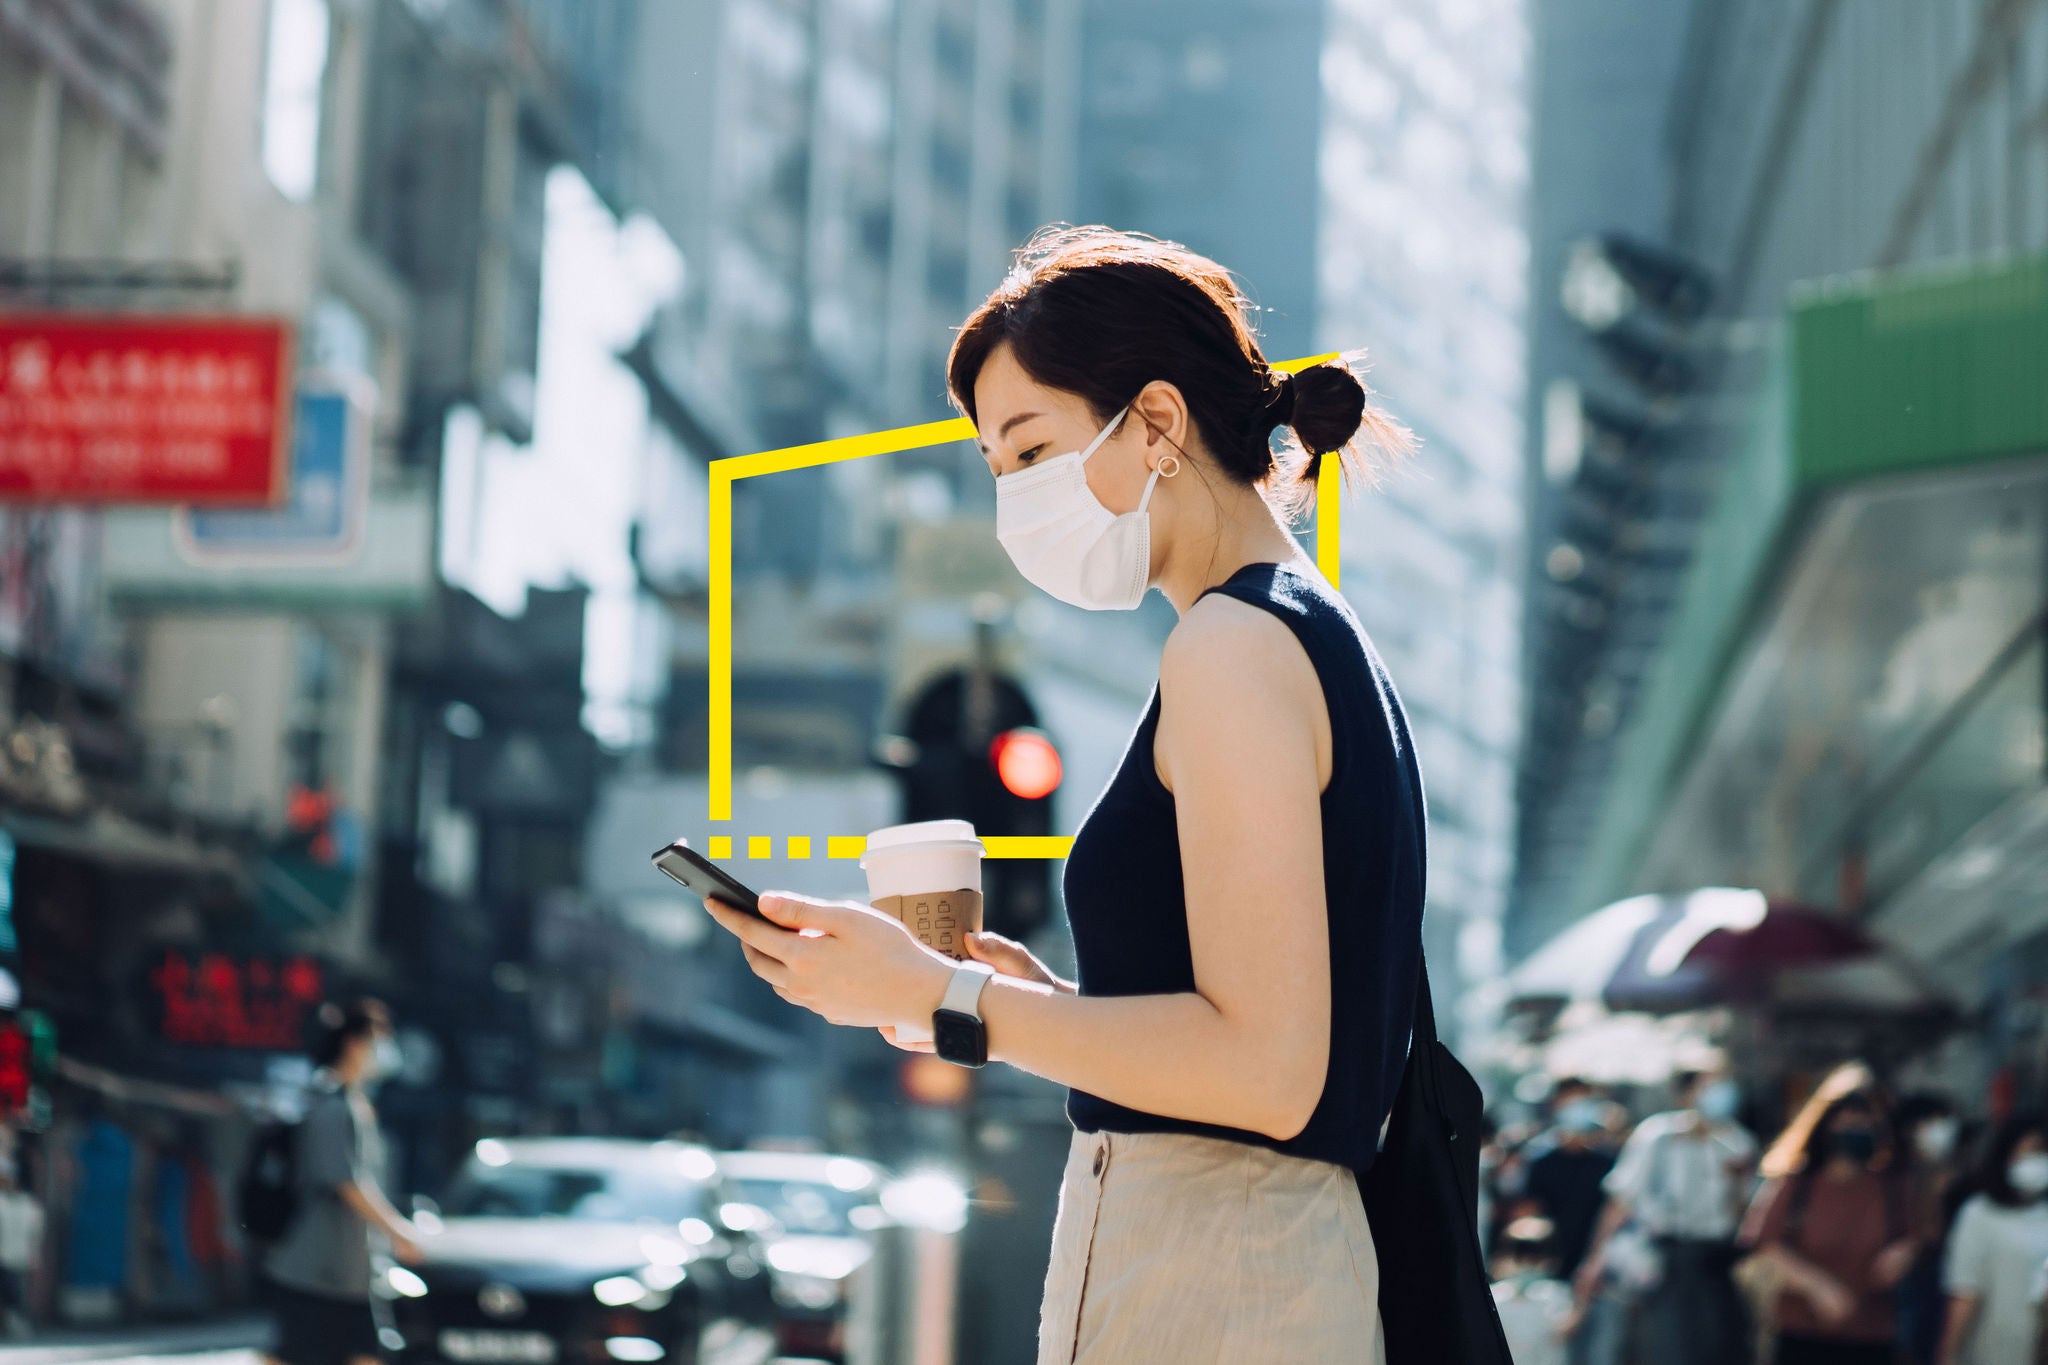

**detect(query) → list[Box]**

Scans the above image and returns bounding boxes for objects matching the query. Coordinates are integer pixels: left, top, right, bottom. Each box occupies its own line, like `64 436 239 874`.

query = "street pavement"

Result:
0 1318 271 1365
0 1318 821 1365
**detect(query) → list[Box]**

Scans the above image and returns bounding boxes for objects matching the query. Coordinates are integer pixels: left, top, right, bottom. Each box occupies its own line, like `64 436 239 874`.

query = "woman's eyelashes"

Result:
985 445 1044 478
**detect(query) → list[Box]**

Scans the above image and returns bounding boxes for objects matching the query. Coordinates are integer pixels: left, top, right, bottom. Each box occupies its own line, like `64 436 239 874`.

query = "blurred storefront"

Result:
1560 253 2048 1101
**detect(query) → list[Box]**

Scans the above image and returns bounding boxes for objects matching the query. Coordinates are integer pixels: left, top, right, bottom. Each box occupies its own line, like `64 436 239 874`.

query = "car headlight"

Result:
771 1271 843 1311
593 1269 680 1311
594 1276 648 1307
763 1240 866 1281
385 1266 429 1299
639 1263 687 1291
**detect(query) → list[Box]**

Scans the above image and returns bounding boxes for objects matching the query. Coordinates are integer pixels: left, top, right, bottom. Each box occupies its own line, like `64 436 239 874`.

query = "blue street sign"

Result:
177 377 370 562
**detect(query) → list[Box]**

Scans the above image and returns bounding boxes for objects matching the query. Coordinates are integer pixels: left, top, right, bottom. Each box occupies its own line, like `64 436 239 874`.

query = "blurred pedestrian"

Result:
262 999 422 1365
1524 1091 1618 1283
1892 1093 1964 1365
0 1153 42 1337
1574 1060 1758 1365
1939 1112 2048 1365
1493 1215 1576 1365
1738 1063 1921 1365
705 224 1430 1365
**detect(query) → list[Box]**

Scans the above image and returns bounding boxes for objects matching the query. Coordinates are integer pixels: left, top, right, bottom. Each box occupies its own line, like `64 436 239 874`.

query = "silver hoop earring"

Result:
1156 453 1181 477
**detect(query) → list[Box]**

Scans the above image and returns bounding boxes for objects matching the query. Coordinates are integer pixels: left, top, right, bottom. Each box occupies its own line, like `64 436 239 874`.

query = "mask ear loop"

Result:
1079 405 1130 464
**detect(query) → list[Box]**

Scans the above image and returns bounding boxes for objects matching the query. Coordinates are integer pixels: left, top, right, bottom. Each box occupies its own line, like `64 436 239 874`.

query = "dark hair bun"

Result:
1287 363 1368 472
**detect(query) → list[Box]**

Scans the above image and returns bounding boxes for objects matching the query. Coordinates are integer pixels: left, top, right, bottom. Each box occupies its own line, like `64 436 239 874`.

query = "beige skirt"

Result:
1036 1128 1387 1364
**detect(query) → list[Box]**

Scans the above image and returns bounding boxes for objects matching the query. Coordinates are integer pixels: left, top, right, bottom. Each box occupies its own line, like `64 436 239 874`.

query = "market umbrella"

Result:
1507 887 1916 1014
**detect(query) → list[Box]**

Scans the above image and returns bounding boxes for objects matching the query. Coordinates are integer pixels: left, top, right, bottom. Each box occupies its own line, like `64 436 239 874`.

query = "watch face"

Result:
932 1009 987 1068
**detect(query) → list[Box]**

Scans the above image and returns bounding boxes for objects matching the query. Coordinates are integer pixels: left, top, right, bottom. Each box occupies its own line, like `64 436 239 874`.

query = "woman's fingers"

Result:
878 1025 935 1053
964 932 1015 967
705 896 801 961
966 931 1050 985
742 941 795 989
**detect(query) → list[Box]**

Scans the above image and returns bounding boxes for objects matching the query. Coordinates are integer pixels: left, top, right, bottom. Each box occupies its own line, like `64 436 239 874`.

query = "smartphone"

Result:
651 839 766 919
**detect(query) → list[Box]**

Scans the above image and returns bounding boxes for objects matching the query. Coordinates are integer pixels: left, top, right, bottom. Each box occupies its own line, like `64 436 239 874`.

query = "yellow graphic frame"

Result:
704 352 1344 862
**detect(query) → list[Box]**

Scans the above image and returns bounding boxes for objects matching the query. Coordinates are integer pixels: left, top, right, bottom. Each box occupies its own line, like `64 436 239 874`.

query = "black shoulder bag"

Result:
1358 955 1513 1364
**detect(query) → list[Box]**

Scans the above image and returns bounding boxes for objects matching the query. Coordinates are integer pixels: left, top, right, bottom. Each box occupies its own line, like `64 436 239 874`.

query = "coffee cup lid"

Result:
860 818 985 866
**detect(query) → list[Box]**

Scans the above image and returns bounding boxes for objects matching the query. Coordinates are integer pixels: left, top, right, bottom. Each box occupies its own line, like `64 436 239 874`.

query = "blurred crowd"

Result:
1482 1059 2048 1365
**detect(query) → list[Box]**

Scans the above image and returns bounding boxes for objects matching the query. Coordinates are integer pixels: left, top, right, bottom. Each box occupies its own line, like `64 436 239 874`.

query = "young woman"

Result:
702 225 1424 1362
1739 1063 1923 1365
262 998 422 1365
1939 1112 2048 1365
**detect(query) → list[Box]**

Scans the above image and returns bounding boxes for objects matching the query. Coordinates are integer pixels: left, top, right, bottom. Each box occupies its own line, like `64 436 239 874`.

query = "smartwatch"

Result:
933 960 996 1068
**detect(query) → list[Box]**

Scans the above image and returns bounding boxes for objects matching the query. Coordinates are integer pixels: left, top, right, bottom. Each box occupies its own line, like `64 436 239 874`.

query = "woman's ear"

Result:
1129 379 1189 453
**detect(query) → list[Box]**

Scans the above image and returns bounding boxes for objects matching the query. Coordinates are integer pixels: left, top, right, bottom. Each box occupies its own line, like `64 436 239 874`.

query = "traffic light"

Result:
879 662 1061 942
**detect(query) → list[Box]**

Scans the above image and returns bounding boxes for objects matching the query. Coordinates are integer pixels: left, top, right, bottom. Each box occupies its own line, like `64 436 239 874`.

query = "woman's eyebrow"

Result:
977 410 1042 456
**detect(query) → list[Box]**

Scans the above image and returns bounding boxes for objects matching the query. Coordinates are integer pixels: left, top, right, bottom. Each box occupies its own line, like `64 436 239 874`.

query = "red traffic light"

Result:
989 727 1061 800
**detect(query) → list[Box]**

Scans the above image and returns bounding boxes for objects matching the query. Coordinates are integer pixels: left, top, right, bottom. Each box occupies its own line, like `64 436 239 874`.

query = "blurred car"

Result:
380 1137 779 1365
713 1150 891 1364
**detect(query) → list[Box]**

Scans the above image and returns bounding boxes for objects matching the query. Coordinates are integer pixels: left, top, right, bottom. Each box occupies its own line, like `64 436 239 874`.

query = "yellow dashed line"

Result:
693 834 1071 860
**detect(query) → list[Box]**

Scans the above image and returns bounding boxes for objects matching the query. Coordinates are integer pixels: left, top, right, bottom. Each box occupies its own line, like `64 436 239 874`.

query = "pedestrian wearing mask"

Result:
1739 1064 1922 1365
1938 1112 2048 1365
1891 1094 1963 1365
1524 1092 1619 1283
262 998 422 1365
1573 1061 1758 1365
1526 1094 1620 1365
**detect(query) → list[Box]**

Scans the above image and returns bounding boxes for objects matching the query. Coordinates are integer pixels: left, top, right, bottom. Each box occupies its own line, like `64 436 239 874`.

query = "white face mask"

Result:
2011 1152 2048 1196
1696 1078 1740 1122
994 405 1161 611
1915 1117 1958 1163
368 1034 403 1083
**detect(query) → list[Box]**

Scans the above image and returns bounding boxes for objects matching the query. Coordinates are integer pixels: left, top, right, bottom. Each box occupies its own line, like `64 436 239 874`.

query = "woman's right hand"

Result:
964 930 1073 993
1803 1270 1856 1327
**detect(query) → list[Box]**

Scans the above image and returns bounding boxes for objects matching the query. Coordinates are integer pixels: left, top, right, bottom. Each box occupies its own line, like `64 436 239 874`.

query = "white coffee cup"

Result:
861 819 985 1044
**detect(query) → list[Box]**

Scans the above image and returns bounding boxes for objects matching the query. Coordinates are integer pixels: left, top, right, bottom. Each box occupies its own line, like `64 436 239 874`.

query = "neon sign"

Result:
148 950 324 1049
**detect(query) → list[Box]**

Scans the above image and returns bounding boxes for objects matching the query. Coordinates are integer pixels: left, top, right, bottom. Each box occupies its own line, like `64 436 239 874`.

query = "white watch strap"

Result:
939 960 996 1019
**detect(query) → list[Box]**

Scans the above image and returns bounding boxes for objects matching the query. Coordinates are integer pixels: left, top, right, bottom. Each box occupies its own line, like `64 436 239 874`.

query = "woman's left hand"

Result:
1871 1237 1918 1287
703 891 956 1030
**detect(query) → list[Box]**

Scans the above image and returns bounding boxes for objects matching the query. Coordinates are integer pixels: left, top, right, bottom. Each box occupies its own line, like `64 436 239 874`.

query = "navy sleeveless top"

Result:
1060 560 1427 1174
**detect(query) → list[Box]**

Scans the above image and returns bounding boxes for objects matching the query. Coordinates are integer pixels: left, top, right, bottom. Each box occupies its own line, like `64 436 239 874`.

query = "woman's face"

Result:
973 344 1152 511
1826 1103 1874 1137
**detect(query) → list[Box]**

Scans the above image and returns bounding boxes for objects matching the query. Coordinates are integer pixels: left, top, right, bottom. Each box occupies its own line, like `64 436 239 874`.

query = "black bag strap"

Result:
1414 950 1438 1045
1409 949 1443 1119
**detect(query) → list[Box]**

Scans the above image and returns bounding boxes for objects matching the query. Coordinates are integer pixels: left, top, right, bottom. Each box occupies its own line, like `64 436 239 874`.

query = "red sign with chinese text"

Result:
0 315 294 504
0 1024 26 1114
150 950 325 1050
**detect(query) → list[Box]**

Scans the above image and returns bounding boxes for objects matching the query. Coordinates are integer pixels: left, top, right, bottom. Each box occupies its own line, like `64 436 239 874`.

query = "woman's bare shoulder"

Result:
1160 590 1311 693
1155 593 1326 788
